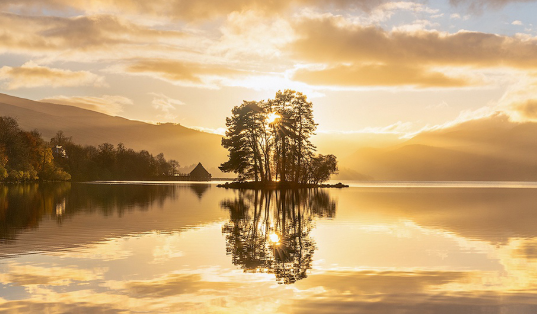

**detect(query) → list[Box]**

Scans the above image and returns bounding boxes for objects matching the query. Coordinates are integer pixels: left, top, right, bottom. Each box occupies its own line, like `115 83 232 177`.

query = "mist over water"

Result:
1 182 537 313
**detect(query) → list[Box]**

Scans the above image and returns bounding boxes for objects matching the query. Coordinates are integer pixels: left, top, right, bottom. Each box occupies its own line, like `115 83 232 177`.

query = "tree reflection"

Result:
0 183 181 243
0 183 71 243
221 189 336 284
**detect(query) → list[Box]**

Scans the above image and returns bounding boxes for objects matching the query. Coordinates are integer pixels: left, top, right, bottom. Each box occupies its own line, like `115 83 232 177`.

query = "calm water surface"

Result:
1 182 537 313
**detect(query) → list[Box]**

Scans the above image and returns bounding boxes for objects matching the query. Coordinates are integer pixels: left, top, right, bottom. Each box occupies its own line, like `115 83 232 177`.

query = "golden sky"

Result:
1 0 537 137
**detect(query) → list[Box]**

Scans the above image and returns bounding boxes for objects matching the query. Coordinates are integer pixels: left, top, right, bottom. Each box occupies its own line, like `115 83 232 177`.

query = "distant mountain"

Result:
0 93 228 176
5 92 536 181
341 114 537 181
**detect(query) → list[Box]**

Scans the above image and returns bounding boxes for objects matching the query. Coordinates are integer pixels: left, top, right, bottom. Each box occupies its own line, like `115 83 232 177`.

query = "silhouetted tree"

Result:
307 154 338 184
220 90 335 184
220 101 267 181
50 130 72 147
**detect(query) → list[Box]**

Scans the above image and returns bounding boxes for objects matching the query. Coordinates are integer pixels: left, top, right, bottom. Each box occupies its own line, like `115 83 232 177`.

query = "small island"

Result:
218 89 347 189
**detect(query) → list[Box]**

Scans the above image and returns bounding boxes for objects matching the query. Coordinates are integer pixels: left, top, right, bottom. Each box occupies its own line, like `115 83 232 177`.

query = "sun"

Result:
266 112 280 124
269 233 280 244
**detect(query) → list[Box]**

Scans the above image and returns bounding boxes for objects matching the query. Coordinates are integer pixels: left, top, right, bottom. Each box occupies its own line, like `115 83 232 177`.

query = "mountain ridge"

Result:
341 115 537 181
0 93 228 175
4 93 537 181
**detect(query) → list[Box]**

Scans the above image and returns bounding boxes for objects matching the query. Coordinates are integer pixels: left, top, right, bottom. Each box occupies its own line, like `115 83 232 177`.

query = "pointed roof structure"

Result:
189 162 212 181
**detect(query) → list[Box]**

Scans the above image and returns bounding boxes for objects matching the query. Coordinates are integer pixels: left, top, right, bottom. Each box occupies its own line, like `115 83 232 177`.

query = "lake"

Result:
1 182 537 313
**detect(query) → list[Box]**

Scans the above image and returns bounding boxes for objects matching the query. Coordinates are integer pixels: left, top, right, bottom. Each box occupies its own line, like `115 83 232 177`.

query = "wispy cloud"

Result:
0 0 393 21
0 61 105 90
0 12 185 61
293 64 474 88
402 107 499 138
511 99 537 119
118 59 244 88
149 92 184 121
450 0 537 12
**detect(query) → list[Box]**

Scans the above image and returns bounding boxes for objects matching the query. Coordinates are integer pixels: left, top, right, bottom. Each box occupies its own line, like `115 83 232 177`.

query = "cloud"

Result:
391 19 440 32
352 2 440 24
512 20 523 25
40 95 133 115
122 59 244 88
283 15 537 87
293 64 474 88
357 121 414 134
0 12 184 60
494 74 537 122
215 10 295 59
0 61 105 90
0 0 392 21
290 16 537 69
150 92 183 120
512 99 537 120
188 126 227 135
8 0 528 21
403 107 500 138
449 0 537 12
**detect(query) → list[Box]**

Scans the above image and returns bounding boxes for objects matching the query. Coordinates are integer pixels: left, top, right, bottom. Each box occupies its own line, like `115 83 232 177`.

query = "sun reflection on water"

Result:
1 184 537 313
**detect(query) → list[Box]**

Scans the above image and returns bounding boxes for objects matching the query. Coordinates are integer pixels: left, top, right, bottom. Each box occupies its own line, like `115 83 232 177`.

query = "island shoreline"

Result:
216 181 349 189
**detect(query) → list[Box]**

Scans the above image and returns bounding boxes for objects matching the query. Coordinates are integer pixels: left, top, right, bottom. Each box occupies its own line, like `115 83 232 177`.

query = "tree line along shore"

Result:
0 116 181 182
0 89 343 187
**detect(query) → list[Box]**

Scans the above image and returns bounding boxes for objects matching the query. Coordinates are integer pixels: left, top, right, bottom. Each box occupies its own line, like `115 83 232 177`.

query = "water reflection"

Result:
221 189 336 284
0 183 220 257
0 183 71 243
336 188 537 244
0 183 178 243
3 183 537 313
189 184 210 199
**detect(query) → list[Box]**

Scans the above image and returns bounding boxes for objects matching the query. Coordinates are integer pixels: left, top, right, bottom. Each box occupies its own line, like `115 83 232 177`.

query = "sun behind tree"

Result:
219 90 338 186
266 112 280 124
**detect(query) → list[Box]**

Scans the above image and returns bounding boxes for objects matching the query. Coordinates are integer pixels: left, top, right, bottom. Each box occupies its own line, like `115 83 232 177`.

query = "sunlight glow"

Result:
266 112 280 124
269 233 280 244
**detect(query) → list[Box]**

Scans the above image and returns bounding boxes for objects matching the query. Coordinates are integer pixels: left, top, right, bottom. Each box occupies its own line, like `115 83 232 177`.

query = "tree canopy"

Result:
219 90 338 184
0 116 180 182
0 117 70 181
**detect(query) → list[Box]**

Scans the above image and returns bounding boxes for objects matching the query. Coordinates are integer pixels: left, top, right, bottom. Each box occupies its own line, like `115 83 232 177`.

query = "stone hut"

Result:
188 163 212 181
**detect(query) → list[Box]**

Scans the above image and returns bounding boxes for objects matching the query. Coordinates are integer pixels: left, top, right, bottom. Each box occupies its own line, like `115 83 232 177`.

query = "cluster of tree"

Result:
219 90 338 184
0 116 180 182
0 117 70 182
51 131 180 181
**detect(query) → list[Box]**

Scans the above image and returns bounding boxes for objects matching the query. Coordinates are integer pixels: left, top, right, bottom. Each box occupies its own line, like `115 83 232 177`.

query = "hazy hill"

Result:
0 93 228 175
4 92 537 181
407 114 537 165
341 114 537 181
